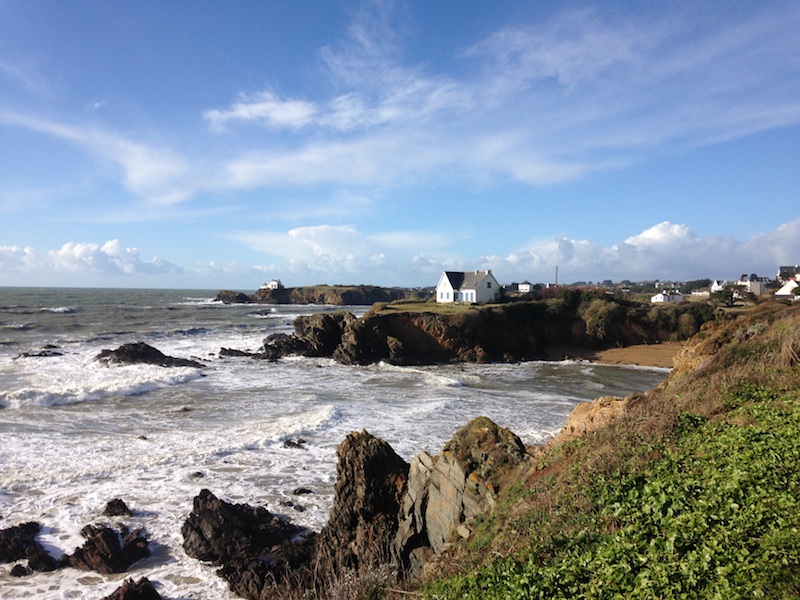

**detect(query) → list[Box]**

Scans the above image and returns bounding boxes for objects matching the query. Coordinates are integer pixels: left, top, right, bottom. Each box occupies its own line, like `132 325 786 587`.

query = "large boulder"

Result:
102 577 163 600
316 430 409 573
394 417 530 577
292 311 357 357
95 342 205 368
65 524 150 574
215 290 253 304
181 489 315 600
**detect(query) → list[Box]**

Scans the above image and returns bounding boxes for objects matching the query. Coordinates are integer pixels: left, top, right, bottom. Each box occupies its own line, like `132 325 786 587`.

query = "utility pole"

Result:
555 265 559 286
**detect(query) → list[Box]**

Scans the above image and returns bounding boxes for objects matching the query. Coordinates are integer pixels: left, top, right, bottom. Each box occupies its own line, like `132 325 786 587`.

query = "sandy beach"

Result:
551 341 684 369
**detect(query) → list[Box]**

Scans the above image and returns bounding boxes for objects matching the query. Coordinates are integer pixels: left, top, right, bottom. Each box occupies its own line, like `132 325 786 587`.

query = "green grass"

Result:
371 300 499 315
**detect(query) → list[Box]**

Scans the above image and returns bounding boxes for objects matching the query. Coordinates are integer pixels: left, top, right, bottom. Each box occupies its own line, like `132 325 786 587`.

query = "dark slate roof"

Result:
443 271 465 289
444 270 493 291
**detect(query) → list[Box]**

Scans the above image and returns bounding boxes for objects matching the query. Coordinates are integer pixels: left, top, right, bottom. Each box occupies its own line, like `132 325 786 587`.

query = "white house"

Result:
774 279 799 301
260 279 283 290
711 280 729 293
651 290 684 304
517 281 533 294
436 270 500 304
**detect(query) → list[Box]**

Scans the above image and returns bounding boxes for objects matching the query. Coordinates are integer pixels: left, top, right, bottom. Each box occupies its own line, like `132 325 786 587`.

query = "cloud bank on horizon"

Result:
1 1 799 289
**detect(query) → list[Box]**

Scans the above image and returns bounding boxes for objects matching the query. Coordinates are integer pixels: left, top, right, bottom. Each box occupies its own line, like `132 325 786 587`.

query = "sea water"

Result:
0 288 668 599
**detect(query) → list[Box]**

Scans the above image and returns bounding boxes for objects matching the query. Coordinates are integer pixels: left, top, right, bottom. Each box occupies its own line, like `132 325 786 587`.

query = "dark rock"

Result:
0 521 58 574
0 521 42 563
262 332 307 356
316 430 409 574
104 498 132 517
14 348 63 359
292 488 313 496
219 347 255 357
95 342 205 368
102 577 163 600
26 543 59 572
283 439 306 449
181 489 316 599
215 290 253 304
65 524 150 574
220 345 280 361
293 312 356 357
10 563 28 577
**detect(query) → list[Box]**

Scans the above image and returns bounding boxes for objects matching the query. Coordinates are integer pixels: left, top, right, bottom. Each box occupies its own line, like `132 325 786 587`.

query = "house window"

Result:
487 282 492 288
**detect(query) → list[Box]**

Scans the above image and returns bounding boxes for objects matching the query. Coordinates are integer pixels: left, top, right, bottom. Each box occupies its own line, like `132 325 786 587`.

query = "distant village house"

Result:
651 290 684 304
775 279 799 301
517 281 534 294
436 270 500 304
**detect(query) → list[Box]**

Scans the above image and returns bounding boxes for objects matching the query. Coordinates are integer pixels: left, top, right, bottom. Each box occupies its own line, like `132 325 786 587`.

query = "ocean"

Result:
0 287 669 599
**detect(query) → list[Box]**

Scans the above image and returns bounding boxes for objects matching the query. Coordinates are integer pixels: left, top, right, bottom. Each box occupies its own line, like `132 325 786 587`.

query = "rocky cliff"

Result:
253 298 716 366
216 285 428 305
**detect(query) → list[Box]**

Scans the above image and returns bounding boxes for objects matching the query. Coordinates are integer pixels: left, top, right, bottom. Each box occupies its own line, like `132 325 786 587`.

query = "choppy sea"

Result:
0 287 668 599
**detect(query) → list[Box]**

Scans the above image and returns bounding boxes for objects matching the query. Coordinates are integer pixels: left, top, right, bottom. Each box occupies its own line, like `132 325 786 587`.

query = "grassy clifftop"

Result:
422 301 800 599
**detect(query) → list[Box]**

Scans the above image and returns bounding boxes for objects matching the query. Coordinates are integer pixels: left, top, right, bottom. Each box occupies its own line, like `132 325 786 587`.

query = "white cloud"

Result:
0 111 191 205
0 240 181 285
221 219 800 287
204 91 318 131
3 220 799 288
489 220 800 284
200 3 800 194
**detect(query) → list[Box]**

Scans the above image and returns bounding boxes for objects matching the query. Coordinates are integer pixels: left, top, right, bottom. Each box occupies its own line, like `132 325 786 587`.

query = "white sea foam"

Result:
1 362 204 408
41 306 76 313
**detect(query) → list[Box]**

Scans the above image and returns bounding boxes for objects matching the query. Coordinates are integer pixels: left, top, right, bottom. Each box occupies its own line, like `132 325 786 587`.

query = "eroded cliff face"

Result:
261 300 714 366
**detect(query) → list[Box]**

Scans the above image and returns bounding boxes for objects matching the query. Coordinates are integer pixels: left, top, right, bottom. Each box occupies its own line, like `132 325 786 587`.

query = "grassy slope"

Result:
422 301 800 599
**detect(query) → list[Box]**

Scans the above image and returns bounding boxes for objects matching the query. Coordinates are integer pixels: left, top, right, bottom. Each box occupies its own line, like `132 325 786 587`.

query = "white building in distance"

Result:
436 270 500 303
260 279 283 290
651 290 684 304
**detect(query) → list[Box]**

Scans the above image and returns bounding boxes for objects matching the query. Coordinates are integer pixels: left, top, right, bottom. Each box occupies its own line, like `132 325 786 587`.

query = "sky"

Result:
1 1 800 290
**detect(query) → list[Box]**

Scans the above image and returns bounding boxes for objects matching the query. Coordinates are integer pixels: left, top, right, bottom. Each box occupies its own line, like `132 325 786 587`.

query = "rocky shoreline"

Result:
222 299 711 366
1 413 557 599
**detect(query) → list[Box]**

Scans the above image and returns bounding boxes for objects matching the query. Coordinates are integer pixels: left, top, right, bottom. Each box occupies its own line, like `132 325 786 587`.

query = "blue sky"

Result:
1 1 799 289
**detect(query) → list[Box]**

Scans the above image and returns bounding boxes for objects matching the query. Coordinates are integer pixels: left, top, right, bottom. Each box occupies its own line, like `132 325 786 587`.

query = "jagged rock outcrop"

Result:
291 311 357 357
316 431 409 575
104 498 132 517
216 290 253 304
394 417 530 578
178 418 538 593
102 577 163 600
0 521 59 573
551 395 634 445
181 489 315 599
95 342 205 369
64 524 150 574
1 522 43 563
